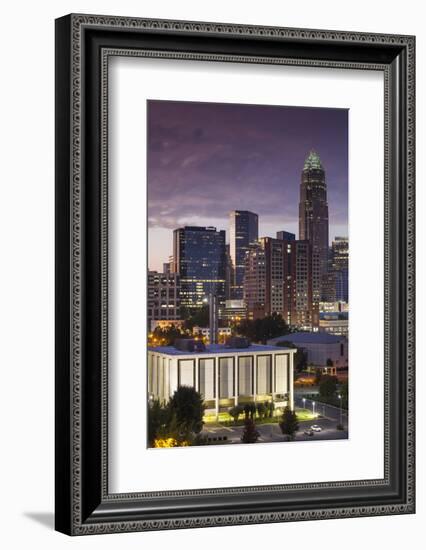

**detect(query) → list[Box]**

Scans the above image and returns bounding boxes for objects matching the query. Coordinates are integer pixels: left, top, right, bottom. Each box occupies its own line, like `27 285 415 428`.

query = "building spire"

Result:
303 150 323 171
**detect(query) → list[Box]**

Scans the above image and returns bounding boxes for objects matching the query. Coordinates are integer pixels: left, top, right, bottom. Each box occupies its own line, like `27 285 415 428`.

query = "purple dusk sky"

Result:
147 100 348 272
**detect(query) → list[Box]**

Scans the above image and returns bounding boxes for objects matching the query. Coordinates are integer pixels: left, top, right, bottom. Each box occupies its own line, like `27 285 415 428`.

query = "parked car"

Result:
304 429 314 436
311 424 322 432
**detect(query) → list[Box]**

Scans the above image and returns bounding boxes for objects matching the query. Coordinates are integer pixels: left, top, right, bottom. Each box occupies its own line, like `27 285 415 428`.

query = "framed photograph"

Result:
55 14 415 535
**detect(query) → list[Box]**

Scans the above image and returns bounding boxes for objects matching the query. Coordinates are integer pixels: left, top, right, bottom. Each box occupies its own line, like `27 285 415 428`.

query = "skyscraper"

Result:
289 240 320 330
173 226 226 310
331 236 349 272
229 210 259 300
299 151 329 283
243 236 319 330
331 236 349 302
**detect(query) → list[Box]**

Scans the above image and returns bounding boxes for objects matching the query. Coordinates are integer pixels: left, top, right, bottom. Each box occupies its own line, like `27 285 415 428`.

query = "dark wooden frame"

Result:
55 13 415 535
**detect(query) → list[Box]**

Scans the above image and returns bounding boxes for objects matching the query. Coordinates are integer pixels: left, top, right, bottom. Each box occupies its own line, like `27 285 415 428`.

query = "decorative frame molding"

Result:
55 14 415 535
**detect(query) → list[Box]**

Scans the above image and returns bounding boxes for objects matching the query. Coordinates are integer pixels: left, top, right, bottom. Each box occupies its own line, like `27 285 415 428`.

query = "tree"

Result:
314 369 323 384
229 405 243 424
319 375 338 399
237 313 289 344
279 406 299 441
258 313 289 343
183 305 209 331
249 402 257 419
169 386 205 436
147 399 170 446
150 325 190 346
340 380 348 408
241 418 260 443
256 402 266 421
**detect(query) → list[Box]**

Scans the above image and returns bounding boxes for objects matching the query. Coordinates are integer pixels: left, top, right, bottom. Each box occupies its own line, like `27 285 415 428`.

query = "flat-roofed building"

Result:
192 326 232 343
319 311 349 337
148 270 181 330
219 299 247 322
173 226 226 309
148 343 295 416
267 331 348 374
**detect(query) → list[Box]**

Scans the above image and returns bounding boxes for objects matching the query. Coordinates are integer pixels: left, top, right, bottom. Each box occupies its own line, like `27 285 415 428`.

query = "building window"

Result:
219 357 234 398
178 359 195 387
199 358 215 400
257 355 272 394
274 354 288 394
238 356 253 396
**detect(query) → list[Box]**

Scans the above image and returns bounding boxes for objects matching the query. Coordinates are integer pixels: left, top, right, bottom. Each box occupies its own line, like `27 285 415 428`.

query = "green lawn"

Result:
203 407 315 427
295 408 317 422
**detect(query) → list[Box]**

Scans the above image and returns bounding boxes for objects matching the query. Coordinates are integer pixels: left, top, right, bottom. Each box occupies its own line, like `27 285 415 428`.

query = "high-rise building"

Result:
276 230 296 242
244 237 289 321
229 210 259 299
299 151 329 284
147 270 181 330
243 241 266 320
173 226 226 309
331 236 349 270
243 236 319 330
289 240 320 330
224 244 233 301
321 272 337 303
335 268 349 303
331 236 349 303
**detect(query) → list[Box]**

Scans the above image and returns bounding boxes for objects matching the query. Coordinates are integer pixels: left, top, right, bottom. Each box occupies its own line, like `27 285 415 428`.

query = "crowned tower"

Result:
298 150 329 284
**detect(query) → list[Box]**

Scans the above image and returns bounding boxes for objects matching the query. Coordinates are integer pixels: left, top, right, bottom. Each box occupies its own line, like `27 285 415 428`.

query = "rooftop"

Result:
303 150 323 171
148 343 290 356
267 332 345 345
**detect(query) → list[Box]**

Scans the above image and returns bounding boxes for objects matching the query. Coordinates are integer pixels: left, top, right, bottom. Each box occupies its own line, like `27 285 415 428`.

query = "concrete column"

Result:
253 355 257 405
215 357 219 419
195 358 199 392
271 354 276 403
289 351 295 410
234 355 238 406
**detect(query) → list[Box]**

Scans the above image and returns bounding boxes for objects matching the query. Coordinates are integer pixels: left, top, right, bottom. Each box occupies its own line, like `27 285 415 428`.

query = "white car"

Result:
310 424 322 432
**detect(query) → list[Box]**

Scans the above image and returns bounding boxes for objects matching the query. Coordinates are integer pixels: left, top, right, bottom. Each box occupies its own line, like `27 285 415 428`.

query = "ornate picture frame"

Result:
55 14 415 535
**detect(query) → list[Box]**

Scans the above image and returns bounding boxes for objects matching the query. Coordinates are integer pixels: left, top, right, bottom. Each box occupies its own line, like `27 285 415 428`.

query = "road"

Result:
201 397 348 445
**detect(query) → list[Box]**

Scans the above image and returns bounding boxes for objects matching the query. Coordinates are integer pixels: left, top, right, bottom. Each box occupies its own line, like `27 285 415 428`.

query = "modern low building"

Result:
267 331 348 375
319 311 349 337
319 301 349 313
192 326 232 342
219 299 247 322
148 342 296 416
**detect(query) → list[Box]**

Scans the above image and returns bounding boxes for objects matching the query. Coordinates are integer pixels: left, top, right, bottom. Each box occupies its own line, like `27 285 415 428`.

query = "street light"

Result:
312 401 316 417
302 397 306 410
338 394 343 426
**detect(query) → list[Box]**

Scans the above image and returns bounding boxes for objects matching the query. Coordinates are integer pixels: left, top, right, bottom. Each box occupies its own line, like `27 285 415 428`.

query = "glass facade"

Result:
173 226 226 309
229 211 259 299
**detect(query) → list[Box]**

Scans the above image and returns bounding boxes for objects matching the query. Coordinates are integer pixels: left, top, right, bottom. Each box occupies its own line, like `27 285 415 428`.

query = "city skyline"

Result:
148 100 348 272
